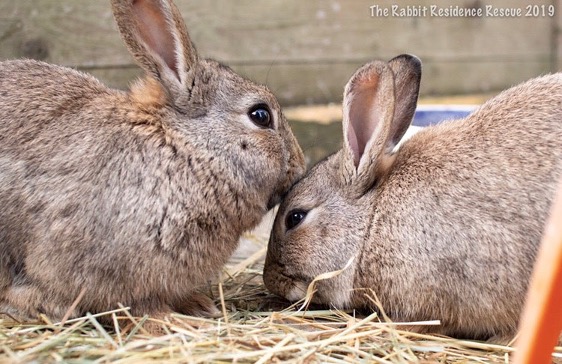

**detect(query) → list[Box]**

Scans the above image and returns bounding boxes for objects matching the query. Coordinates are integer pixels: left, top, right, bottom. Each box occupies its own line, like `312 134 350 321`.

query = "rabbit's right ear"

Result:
111 0 198 102
340 55 421 192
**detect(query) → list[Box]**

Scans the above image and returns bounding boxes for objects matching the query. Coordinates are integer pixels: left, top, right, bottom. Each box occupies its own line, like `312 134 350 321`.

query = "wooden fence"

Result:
0 0 559 105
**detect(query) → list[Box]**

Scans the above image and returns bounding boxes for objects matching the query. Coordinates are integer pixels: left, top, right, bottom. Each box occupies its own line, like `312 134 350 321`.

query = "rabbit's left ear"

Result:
111 0 198 99
340 54 421 192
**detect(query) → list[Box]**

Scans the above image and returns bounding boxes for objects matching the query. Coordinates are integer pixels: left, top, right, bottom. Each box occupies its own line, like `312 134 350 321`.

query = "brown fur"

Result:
263 55 562 342
0 0 305 324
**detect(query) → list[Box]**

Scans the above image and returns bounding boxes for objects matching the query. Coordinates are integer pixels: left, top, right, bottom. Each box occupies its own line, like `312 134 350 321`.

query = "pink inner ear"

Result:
347 84 380 167
347 124 360 166
132 0 179 80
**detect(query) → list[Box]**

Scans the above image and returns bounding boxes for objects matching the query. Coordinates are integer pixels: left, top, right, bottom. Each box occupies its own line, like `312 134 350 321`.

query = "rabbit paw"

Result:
174 292 222 318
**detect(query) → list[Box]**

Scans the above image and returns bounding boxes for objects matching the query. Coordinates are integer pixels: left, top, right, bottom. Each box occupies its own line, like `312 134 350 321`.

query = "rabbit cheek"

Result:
264 241 357 308
250 129 305 208
314 270 356 308
246 132 288 205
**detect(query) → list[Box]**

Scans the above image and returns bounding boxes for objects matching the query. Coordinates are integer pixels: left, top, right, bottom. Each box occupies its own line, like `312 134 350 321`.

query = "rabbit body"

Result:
0 0 304 322
264 55 562 341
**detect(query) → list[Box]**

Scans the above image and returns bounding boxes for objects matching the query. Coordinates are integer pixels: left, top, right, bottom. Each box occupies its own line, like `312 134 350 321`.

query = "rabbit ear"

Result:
341 55 421 190
386 55 422 147
111 0 198 98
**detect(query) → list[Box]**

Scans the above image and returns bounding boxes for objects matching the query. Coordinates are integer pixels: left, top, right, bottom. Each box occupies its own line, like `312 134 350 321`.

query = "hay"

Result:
1 233 559 363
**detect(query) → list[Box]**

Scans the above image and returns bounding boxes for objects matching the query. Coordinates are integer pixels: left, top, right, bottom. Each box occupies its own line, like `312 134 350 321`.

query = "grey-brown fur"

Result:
0 0 305 323
263 54 562 341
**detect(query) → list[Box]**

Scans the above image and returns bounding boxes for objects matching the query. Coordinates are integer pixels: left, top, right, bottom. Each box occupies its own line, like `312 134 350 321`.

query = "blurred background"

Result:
0 0 559 165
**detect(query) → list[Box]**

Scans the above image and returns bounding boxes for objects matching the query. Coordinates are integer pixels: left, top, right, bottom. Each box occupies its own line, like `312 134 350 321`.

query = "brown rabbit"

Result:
0 0 305 323
263 54 562 341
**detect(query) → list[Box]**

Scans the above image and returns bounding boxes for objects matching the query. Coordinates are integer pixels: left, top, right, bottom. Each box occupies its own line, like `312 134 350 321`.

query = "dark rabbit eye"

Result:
285 209 307 230
248 104 272 128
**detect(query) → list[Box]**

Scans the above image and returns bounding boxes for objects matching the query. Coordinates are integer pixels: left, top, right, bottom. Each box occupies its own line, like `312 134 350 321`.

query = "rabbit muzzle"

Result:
263 260 308 301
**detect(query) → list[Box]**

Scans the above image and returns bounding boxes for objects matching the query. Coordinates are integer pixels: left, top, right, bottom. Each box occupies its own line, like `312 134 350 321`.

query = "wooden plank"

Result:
60 58 554 106
0 0 555 105
0 0 553 65
230 60 550 105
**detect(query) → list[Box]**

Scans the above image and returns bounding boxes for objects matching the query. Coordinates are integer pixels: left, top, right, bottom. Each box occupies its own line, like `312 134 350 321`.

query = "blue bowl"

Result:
413 105 478 127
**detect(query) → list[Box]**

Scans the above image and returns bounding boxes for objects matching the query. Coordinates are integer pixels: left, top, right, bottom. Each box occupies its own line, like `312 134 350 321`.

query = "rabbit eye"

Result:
248 104 272 128
285 209 307 230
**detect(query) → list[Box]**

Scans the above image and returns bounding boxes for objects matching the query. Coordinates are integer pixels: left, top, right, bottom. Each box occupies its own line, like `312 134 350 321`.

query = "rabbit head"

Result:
264 55 421 308
111 0 305 211
264 54 562 340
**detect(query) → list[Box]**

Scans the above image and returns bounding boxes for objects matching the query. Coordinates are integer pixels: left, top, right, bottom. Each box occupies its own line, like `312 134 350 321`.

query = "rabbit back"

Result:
0 60 207 316
362 74 562 337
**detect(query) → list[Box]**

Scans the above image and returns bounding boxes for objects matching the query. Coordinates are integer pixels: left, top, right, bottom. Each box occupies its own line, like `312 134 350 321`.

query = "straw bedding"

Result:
0 233 559 363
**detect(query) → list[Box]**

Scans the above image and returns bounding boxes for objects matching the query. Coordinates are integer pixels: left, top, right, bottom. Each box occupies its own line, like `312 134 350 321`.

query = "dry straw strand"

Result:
0 233 524 363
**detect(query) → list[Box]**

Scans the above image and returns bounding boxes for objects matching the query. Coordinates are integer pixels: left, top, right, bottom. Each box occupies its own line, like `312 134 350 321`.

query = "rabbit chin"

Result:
285 280 308 302
285 280 353 309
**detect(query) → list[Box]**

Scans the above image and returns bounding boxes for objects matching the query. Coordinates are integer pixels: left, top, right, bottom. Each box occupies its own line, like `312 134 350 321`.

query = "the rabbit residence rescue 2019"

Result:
369 4 555 18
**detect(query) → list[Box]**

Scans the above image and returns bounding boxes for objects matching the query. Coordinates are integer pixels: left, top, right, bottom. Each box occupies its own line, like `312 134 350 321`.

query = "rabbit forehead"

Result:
201 59 280 111
282 153 342 208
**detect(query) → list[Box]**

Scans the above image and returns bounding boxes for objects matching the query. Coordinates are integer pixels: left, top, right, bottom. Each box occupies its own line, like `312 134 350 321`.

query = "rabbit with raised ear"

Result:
0 0 305 324
263 54 562 341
